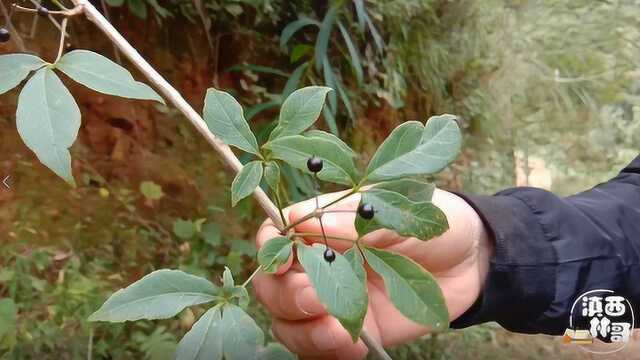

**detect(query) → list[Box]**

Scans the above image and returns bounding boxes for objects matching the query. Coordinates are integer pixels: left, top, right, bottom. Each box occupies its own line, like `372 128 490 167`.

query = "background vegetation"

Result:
1 0 638 358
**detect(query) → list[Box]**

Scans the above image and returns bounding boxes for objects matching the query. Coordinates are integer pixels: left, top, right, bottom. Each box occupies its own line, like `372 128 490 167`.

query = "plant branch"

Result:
68 0 284 230
242 265 262 288
55 18 68 63
68 1 390 358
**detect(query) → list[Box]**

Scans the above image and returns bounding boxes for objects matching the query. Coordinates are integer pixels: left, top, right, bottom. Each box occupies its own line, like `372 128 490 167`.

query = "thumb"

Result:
255 219 294 275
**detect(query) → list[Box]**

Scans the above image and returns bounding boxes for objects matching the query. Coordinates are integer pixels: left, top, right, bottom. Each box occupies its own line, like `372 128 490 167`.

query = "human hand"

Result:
253 188 493 359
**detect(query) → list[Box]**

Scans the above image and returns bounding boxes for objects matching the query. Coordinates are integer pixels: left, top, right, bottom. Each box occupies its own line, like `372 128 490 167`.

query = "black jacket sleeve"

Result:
450 156 640 335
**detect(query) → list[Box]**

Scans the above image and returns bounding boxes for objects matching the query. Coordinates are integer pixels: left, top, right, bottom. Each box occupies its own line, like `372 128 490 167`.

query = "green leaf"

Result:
0 54 45 95
271 86 332 139
56 50 163 103
336 78 355 124
231 161 263 206
263 161 280 193
16 68 80 185
315 4 339 71
322 58 338 114
128 0 147 18
222 304 265 360
0 298 16 348
355 188 448 240
203 88 260 155
366 115 461 182
353 0 366 30
304 129 356 157
322 105 339 135
227 64 289 78
280 17 320 50
175 306 223 360
140 180 164 200
290 44 313 63
364 11 384 54
344 247 366 283
337 20 363 84
222 267 235 292
282 62 308 100
89 270 218 322
246 101 280 121
363 247 448 331
259 343 297 360
373 179 435 203
366 121 424 177
297 243 367 341
173 219 197 239
257 236 292 273
264 135 358 185
202 223 221 246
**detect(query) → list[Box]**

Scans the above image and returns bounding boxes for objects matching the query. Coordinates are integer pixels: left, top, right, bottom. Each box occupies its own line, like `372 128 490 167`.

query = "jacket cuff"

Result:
449 193 558 333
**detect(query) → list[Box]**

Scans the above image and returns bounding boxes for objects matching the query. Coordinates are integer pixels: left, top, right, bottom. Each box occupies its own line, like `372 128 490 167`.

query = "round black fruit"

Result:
358 203 375 220
307 156 323 173
0 27 10 43
37 5 49 17
323 248 336 263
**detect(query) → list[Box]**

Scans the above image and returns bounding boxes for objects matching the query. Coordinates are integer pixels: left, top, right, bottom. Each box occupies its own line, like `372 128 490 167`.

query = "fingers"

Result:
253 269 327 321
272 316 369 360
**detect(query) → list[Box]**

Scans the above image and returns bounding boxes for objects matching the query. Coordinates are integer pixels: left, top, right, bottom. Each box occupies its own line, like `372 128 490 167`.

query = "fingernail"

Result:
295 287 324 316
311 324 337 351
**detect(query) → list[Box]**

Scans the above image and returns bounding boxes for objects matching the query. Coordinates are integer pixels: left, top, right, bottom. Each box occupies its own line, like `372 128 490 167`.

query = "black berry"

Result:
37 5 49 17
306 156 323 173
358 203 375 220
0 27 10 43
323 248 336 263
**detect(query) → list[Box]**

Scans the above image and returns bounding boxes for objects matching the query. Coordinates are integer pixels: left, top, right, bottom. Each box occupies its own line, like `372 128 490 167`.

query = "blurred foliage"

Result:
1 0 639 358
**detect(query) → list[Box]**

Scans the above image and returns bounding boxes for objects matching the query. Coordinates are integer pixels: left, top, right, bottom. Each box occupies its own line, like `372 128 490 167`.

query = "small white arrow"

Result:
2 175 9 189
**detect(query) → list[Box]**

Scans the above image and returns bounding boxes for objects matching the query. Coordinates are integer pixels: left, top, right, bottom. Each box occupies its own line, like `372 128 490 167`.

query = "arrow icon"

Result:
2 175 10 189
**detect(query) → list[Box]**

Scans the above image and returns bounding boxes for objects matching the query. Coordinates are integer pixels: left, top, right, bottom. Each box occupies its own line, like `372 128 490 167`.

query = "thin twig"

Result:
55 18 68 62
68 1 390 358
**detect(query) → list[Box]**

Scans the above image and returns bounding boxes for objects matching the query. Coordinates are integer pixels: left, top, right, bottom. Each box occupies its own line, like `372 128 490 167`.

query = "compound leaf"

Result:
89 270 218 322
264 135 358 185
56 50 163 103
363 247 448 331
355 188 448 240
366 115 461 182
175 305 223 360
257 236 292 274
0 54 45 95
16 68 80 186
297 243 367 341
204 88 260 155
231 161 263 206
